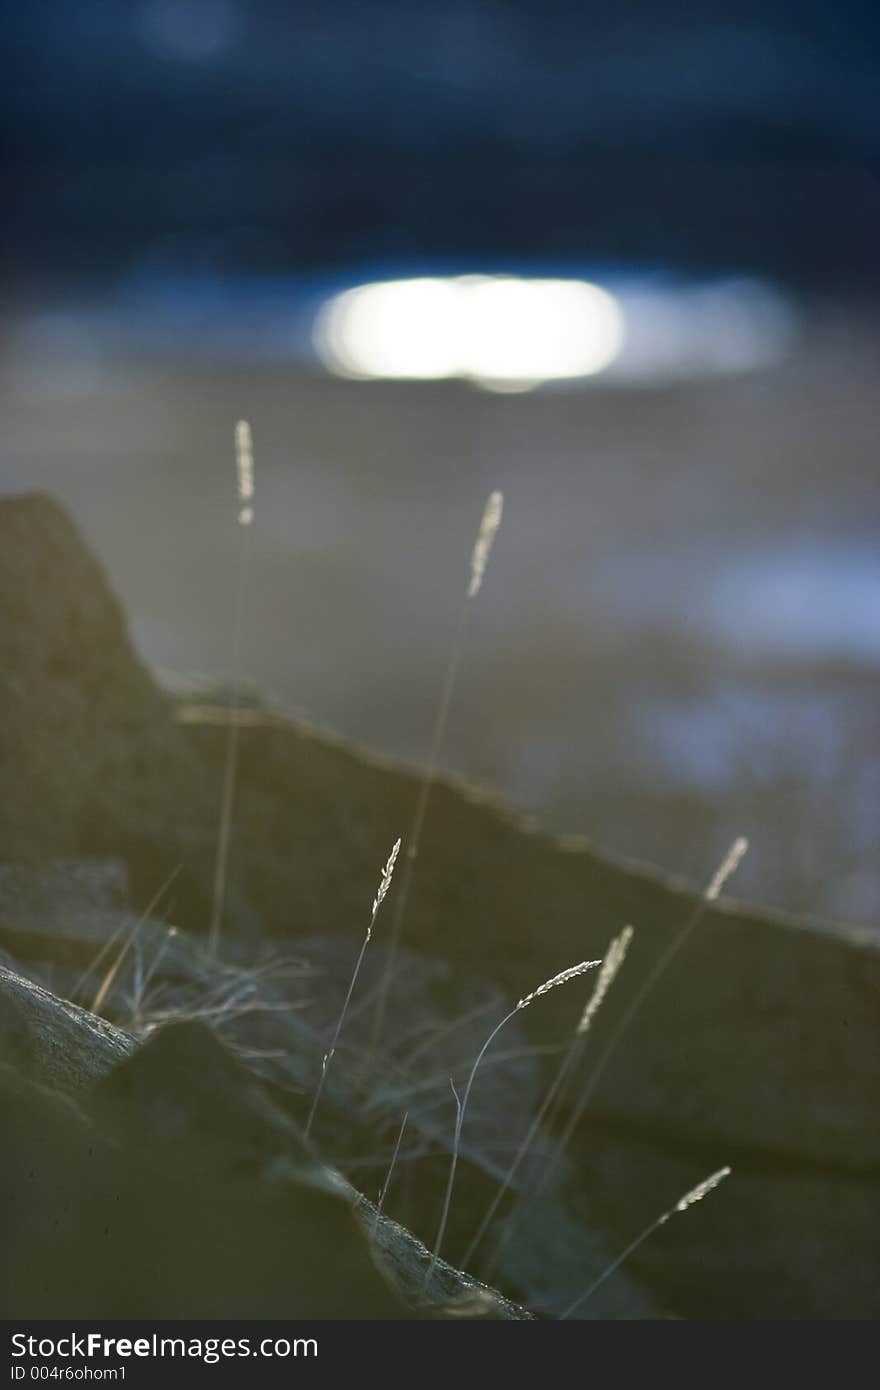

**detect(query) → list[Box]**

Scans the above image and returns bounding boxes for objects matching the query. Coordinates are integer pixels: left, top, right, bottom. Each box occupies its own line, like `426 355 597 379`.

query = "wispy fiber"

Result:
91 866 182 1016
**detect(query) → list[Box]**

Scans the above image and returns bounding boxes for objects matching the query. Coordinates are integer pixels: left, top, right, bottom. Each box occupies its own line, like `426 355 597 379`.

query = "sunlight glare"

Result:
314 275 624 390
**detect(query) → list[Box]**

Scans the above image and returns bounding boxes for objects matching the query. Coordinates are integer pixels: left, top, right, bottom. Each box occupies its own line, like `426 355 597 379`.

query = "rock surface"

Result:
0 966 528 1319
0 964 134 1092
0 493 253 936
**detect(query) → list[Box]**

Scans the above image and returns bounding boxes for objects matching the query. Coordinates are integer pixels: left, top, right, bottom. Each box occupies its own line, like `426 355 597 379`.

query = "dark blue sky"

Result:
4 0 880 292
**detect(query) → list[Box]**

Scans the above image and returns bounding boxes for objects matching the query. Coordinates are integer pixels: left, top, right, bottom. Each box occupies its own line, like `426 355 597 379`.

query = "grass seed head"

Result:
371 837 402 922
517 958 601 1011
673 1166 732 1215
468 490 503 598
235 419 254 524
577 924 634 1036
706 837 748 902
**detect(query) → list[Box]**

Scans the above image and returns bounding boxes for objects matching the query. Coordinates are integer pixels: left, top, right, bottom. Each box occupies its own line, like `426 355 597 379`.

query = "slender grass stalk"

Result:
526 838 747 1209
561 1166 732 1319
208 420 255 956
462 926 634 1273
424 956 600 1290
74 866 179 1005
369 491 504 1052
305 837 401 1139
90 865 182 1015
373 1111 409 1233
75 924 126 1006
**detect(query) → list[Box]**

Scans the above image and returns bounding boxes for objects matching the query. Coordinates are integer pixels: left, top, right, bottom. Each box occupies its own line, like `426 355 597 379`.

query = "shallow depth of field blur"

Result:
2 0 878 929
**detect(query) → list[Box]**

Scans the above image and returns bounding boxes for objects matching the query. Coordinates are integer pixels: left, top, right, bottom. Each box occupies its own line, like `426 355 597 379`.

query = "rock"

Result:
0 967 528 1319
359 1201 534 1320
0 493 254 936
0 964 134 1092
0 1059 408 1320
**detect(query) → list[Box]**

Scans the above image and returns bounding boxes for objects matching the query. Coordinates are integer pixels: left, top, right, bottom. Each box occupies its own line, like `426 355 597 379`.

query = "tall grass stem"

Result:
305 838 401 1138
369 491 503 1051
424 956 599 1289
463 926 634 1273
208 420 255 955
374 1111 409 1233
561 1167 731 1318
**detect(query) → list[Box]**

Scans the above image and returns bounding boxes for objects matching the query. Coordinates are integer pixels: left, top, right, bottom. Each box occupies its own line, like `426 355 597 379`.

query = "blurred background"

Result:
2 0 878 926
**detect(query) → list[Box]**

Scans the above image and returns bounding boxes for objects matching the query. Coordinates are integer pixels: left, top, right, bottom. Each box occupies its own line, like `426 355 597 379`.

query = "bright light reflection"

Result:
314 276 624 390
